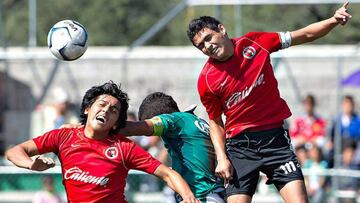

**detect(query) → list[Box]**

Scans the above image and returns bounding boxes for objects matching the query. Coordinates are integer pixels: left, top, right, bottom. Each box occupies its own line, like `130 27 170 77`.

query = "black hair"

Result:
343 95 354 104
138 92 180 121
303 94 316 106
79 81 129 133
342 139 357 152
295 144 307 152
187 16 222 45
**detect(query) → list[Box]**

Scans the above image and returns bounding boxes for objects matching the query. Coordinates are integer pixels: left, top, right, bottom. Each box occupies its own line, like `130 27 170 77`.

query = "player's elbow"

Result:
4 146 16 162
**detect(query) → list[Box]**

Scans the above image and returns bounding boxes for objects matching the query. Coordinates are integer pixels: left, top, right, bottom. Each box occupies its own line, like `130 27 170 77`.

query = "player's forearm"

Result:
209 118 228 161
163 168 195 199
154 165 195 200
290 18 338 46
5 145 34 169
117 120 153 136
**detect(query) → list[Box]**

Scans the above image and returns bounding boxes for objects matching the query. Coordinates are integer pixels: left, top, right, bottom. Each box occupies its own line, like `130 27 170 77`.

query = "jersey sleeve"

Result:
197 72 223 120
148 116 165 137
149 114 180 139
244 32 291 53
124 141 162 174
32 129 62 154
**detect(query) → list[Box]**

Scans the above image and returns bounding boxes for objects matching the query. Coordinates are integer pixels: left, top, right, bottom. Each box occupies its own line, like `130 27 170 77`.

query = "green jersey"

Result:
149 112 223 201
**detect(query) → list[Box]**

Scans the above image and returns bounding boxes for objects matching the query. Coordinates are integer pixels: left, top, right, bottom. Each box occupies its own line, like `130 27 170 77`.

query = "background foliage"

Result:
1 0 359 46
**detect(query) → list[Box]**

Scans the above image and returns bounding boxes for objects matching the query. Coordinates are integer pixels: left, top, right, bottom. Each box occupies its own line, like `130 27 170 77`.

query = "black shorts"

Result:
225 127 304 197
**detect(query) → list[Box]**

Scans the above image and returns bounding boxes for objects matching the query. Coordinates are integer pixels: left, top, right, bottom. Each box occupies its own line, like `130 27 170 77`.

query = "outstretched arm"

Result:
153 164 200 203
209 116 233 187
5 140 55 171
117 120 154 136
291 2 351 46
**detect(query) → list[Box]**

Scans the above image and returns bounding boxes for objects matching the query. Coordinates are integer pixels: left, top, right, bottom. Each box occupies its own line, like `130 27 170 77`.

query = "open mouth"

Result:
96 115 106 124
210 47 218 55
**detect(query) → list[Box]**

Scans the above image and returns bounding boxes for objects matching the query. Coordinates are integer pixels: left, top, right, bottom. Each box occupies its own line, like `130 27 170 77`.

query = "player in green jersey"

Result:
120 92 225 203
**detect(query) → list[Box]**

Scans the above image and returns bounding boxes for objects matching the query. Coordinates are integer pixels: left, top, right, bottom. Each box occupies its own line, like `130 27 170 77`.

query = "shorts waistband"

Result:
230 126 285 140
245 122 283 132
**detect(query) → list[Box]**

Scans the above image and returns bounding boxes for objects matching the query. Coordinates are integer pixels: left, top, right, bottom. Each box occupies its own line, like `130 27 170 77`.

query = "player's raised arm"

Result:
153 164 201 203
5 140 55 171
290 2 351 46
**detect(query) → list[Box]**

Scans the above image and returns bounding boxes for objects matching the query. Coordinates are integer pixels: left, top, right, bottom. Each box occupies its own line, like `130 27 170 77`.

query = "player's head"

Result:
187 16 222 43
187 16 233 61
80 81 129 133
138 92 180 121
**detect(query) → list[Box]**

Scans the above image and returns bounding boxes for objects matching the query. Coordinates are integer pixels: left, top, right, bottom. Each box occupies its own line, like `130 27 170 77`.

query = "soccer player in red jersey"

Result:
5 81 200 203
187 2 351 203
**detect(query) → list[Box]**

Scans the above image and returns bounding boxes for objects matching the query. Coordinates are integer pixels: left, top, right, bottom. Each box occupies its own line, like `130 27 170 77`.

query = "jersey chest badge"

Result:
105 147 119 159
242 46 256 59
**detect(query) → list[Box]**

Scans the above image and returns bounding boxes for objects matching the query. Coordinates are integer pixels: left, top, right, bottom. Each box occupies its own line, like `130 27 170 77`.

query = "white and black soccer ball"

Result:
47 20 88 61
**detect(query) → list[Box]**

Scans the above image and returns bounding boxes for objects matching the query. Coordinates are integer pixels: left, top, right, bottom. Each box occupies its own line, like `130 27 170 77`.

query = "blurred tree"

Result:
36 0 181 46
1 1 359 46
2 0 28 46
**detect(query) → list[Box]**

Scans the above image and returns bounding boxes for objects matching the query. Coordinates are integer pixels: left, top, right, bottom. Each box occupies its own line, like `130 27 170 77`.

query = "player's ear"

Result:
218 24 226 35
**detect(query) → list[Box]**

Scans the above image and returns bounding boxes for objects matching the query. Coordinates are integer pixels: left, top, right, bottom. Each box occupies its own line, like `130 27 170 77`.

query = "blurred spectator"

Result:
127 111 137 121
326 95 360 167
330 95 360 142
303 144 328 203
32 176 63 203
138 133 168 192
295 144 309 167
31 87 79 138
290 94 326 147
338 141 360 189
338 140 360 203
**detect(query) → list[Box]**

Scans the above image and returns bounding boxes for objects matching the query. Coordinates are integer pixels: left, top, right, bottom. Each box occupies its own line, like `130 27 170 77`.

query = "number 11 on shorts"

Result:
279 161 297 174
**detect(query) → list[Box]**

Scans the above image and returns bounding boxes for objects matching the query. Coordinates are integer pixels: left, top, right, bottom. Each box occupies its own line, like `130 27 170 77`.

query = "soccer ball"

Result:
47 20 88 61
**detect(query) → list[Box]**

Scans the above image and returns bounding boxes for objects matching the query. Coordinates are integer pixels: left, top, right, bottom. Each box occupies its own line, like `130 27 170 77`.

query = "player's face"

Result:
85 94 121 132
192 25 233 61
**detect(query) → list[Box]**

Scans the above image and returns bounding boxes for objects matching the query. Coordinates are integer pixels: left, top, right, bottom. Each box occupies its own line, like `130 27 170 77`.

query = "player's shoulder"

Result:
168 111 193 120
235 32 278 43
156 113 177 123
170 112 198 125
52 127 79 138
242 31 273 38
198 60 220 86
156 112 187 126
199 59 214 75
173 111 196 119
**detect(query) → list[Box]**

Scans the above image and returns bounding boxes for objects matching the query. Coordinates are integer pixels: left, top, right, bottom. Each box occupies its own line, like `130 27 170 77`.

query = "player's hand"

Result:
334 2 351 26
215 158 233 188
29 156 55 171
179 195 201 203
60 123 83 129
